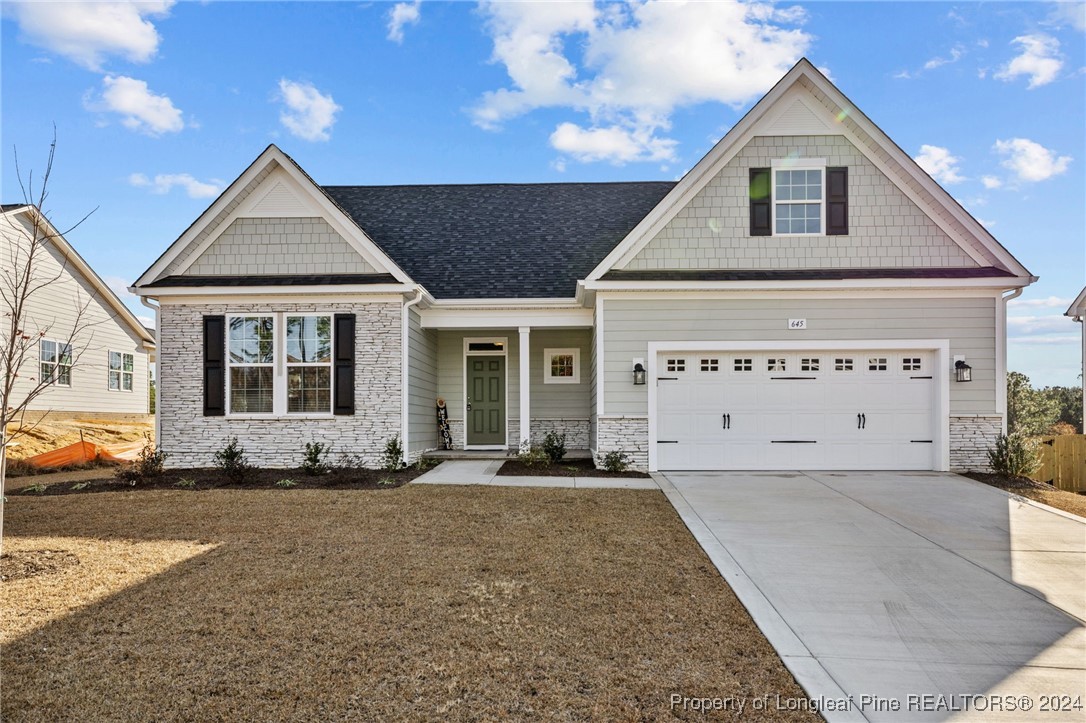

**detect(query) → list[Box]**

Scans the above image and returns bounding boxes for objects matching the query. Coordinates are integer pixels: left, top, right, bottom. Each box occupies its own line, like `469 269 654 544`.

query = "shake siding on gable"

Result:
1 214 149 415
407 307 439 456
621 135 978 271
185 218 377 276
601 296 997 416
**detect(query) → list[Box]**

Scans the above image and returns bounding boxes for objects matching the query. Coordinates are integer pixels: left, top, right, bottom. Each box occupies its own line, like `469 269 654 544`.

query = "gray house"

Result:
132 60 1033 472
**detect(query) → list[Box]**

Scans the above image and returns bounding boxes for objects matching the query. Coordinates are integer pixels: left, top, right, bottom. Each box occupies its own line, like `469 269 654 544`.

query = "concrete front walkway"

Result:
658 471 1086 722
412 460 657 489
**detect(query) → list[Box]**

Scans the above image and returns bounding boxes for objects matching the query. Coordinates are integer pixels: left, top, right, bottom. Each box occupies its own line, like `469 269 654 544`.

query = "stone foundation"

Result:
595 416 649 471
949 415 1003 471
443 418 590 451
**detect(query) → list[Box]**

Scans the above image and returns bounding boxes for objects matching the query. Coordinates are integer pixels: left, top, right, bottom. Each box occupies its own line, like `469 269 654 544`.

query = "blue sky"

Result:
2 1 1083 386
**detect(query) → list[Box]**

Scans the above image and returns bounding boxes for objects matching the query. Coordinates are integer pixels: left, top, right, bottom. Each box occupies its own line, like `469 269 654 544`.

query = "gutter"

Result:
141 296 161 446
400 287 425 464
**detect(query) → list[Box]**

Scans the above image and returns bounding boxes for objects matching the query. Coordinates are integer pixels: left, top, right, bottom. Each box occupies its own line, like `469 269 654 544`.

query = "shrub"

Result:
600 451 630 473
214 437 252 483
1047 421 1077 437
275 479 298 488
24 483 47 495
412 456 439 471
175 478 196 489
301 442 331 476
71 481 91 491
987 433 1040 477
380 435 405 472
541 431 567 464
516 445 549 468
115 435 169 484
377 477 396 487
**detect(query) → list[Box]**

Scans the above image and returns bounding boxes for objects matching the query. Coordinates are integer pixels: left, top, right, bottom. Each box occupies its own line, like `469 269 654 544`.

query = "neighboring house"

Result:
1 204 155 420
132 59 1034 472
1067 288 1086 430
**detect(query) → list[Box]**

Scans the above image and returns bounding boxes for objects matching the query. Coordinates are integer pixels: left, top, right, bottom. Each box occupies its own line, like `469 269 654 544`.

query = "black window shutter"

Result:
333 313 355 415
826 167 848 235
749 168 772 236
203 315 225 416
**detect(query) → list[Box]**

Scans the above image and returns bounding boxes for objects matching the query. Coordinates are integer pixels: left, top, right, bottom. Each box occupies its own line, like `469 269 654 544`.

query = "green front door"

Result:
467 356 505 446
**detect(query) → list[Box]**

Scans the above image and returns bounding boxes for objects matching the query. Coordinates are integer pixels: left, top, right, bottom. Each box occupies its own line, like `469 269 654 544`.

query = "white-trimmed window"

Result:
41 339 72 386
544 348 580 384
285 315 332 413
227 315 275 414
108 351 134 391
772 162 824 235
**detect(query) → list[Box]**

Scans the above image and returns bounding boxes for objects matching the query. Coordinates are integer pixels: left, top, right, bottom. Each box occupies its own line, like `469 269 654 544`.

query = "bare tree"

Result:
1 135 98 518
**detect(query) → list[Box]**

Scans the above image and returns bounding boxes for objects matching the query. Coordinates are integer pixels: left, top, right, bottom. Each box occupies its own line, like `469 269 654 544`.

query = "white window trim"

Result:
107 350 135 392
543 347 580 384
40 338 72 388
224 312 336 418
284 315 335 416
770 158 826 237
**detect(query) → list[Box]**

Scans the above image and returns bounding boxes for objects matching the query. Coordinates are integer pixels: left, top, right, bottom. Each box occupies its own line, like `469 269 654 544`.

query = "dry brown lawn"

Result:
1 486 817 721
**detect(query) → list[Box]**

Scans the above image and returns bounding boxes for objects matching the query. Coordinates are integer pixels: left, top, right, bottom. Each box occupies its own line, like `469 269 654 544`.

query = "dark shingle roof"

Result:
323 183 676 299
602 267 1016 282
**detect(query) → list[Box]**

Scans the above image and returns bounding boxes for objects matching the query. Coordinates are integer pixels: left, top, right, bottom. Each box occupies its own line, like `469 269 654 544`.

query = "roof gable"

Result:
587 58 1033 282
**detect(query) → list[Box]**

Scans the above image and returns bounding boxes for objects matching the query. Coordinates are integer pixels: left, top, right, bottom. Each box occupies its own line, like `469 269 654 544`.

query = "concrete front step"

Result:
422 448 592 461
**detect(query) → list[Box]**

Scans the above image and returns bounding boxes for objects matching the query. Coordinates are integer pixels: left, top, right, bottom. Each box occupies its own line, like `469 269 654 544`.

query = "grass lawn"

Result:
1 486 817 721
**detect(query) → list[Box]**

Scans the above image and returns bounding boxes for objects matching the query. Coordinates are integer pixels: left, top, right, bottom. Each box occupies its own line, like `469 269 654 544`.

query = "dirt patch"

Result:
963 472 1086 518
2 487 817 721
10 464 432 496
0 550 80 581
499 458 650 478
5 419 153 461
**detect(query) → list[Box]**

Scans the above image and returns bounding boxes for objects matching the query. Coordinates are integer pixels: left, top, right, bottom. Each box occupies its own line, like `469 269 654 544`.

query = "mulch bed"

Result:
12 465 432 496
2 486 818 721
498 458 650 478
963 471 1086 518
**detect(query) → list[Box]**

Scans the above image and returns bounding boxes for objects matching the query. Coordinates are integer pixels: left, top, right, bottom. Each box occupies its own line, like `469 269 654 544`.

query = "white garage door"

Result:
656 351 935 470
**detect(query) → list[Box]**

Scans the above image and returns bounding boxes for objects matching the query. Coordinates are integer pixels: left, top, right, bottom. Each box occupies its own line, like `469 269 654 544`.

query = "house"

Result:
1067 288 1086 431
132 59 1034 472
1 204 155 421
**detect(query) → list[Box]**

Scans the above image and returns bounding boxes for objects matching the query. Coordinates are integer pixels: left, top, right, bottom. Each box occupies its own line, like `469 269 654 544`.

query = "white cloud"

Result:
387 0 421 43
1008 295 1074 308
995 34 1063 88
975 217 995 228
129 172 223 198
981 175 1003 189
1008 314 1080 335
1008 334 1078 345
276 79 341 142
994 137 1072 182
137 314 155 328
1047 2 1086 32
103 275 139 304
86 75 184 135
914 144 965 185
472 0 811 164
923 45 964 70
550 122 677 164
3 1 173 71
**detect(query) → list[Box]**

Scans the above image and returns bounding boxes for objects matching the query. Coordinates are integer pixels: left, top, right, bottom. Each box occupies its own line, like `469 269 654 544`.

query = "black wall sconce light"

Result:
955 359 972 383
632 362 647 385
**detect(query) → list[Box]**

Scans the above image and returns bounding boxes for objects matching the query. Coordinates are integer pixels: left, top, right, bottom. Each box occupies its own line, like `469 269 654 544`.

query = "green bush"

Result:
115 434 169 484
541 431 567 464
380 435 405 472
600 451 630 473
516 445 549 467
175 478 196 489
301 441 331 476
214 437 252 483
275 479 298 488
987 433 1040 477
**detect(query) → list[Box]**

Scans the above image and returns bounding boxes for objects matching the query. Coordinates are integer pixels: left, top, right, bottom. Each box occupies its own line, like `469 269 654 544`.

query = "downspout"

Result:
140 296 161 447
401 287 424 465
997 287 1023 434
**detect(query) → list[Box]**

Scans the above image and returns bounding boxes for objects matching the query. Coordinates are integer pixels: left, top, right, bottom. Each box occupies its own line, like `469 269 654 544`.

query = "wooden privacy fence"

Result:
1032 435 1086 493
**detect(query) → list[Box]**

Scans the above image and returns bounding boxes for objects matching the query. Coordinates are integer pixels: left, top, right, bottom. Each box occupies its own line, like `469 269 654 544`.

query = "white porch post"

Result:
519 326 530 449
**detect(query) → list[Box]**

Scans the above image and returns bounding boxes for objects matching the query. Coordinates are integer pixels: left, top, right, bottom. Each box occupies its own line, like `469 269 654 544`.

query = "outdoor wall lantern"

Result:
955 360 972 383
632 362 647 385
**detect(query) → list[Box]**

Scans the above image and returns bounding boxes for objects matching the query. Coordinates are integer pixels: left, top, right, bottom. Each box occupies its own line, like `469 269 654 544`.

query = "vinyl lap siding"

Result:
602 296 997 416
407 307 439 454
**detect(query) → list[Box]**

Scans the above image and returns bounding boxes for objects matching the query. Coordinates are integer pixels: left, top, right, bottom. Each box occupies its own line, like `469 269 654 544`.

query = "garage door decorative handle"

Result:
856 413 867 429
722 413 731 430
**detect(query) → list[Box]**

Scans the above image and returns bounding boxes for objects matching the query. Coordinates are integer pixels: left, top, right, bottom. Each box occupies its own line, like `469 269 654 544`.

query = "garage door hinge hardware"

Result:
722 413 731 429
771 376 817 380
771 440 818 443
910 440 933 443
910 375 933 380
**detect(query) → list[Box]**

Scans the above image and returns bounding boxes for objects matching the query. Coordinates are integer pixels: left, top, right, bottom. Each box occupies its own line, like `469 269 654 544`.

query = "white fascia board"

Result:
584 277 1033 293
419 307 593 329
1065 287 1086 319
428 297 583 308
8 207 155 345
146 288 412 304
595 288 1004 301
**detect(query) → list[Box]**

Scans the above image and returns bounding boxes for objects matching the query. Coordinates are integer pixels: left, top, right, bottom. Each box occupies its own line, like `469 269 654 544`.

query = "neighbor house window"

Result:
40 339 72 386
108 351 134 391
227 316 274 413
286 315 332 413
774 168 824 235
544 348 580 384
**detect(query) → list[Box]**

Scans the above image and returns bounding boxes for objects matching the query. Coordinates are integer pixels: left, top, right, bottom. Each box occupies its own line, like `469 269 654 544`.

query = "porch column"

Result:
519 326 530 449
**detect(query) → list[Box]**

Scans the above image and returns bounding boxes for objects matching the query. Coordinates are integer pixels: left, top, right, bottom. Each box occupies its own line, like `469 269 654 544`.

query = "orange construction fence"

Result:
21 441 139 468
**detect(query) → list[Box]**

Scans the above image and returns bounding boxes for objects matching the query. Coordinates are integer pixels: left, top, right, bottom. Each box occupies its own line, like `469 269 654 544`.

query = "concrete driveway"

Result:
658 471 1086 722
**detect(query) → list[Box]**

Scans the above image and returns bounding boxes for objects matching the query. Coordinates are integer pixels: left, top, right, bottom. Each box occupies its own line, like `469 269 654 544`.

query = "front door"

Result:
467 356 505 446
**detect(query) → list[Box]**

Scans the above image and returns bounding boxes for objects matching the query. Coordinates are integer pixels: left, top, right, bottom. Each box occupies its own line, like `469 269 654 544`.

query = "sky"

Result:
1 0 1084 387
